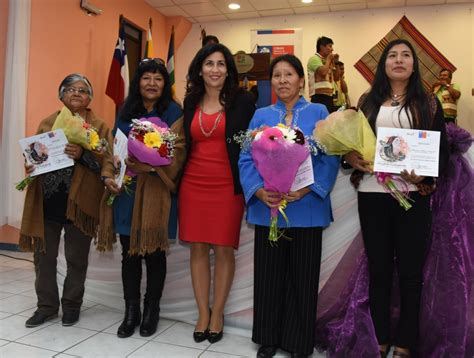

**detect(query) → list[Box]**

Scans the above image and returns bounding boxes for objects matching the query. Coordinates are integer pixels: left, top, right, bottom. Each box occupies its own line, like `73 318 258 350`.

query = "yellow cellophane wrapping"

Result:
51 106 91 150
314 109 376 162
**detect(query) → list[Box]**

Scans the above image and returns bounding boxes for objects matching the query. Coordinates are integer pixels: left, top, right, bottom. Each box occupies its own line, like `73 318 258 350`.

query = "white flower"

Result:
278 126 296 143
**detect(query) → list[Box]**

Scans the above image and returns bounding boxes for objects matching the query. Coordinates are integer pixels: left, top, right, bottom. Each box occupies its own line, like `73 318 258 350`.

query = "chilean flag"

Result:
106 22 129 105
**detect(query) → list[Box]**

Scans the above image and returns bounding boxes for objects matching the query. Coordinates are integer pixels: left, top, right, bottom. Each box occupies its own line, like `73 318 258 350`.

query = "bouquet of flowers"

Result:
16 106 108 191
314 109 412 210
236 123 325 243
126 117 177 176
106 117 177 205
52 106 108 153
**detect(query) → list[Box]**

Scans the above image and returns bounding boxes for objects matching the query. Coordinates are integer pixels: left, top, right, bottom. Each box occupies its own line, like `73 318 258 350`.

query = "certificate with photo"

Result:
19 129 74 176
113 128 128 188
374 127 440 177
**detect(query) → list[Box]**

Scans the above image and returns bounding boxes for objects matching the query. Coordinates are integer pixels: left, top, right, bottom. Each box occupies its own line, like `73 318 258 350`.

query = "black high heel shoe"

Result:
207 314 224 344
193 308 211 343
193 328 209 343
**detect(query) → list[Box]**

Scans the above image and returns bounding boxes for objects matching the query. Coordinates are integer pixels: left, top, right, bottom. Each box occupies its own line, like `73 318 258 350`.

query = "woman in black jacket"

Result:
179 43 255 344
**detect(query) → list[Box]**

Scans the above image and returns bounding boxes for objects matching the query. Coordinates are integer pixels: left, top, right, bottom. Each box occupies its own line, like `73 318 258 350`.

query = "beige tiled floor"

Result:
0 250 331 357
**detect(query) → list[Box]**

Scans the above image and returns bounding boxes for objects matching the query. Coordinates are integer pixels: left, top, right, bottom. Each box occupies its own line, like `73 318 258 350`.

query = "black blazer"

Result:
183 90 256 194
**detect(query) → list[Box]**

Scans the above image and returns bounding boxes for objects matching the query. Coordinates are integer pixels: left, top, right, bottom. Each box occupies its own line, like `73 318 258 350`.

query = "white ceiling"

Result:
145 0 472 23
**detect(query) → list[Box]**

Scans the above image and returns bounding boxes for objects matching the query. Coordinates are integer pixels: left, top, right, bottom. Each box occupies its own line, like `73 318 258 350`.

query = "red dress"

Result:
178 109 244 249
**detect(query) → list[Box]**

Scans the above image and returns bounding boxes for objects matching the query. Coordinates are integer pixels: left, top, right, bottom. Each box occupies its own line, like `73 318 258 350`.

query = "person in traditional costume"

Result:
239 54 339 358
101 59 185 338
21 73 112 328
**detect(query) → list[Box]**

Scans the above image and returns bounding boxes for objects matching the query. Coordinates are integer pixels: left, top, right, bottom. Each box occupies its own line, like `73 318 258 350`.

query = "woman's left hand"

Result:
400 169 424 184
65 143 83 160
283 187 311 203
125 157 151 174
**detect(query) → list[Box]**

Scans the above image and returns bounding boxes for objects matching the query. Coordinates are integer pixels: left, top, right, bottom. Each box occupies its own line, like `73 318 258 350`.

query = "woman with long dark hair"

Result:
344 39 449 357
179 43 255 344
102 59 186 338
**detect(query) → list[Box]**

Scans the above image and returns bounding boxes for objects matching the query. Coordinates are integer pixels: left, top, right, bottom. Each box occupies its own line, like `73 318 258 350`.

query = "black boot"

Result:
139 300 160 337
117 299 141 338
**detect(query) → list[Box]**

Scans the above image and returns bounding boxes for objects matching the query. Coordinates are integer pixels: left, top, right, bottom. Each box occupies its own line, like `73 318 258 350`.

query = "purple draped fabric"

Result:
420 124 474 357
315 124 474 357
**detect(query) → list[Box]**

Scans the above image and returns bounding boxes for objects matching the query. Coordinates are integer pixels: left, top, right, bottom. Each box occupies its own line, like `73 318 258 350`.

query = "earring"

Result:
199 72 202 76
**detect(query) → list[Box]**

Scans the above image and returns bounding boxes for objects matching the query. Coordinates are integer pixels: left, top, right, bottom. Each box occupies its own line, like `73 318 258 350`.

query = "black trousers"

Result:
358 192 431 349
310 94 335 113
252 226 322 355
34 220 92 315
120 235 166 302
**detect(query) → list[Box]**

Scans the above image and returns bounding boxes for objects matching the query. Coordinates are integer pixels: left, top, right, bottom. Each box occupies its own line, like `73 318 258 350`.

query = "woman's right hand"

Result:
255 188 281 208
104 177 121 194
25 163 35 175
343 151 372 173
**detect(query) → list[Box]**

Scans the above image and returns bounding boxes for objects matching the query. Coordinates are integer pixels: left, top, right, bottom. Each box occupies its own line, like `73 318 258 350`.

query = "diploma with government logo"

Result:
373 127 441 177
19 129 74 176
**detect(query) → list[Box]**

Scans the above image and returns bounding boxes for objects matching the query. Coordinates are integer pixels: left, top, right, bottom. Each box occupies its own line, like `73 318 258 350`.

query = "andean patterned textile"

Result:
354 16 456 91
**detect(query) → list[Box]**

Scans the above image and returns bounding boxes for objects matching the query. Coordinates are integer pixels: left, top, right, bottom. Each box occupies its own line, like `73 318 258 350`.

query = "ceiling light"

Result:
301 0 313 3
228 3 241 10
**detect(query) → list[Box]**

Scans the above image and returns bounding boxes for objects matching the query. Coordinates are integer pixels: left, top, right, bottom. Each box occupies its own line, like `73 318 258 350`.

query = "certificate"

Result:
19 129 74 176
374 127 440 177
113 128 128 187
290 155 314 192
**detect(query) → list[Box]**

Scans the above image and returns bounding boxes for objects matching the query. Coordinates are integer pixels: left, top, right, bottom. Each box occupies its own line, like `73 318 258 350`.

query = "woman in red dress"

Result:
179 43 255 344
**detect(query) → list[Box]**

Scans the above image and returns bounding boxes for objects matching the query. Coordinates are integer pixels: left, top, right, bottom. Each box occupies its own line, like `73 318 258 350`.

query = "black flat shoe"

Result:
193 328 209 343
62 310 80 326
25 311 58 328
257 345 278 358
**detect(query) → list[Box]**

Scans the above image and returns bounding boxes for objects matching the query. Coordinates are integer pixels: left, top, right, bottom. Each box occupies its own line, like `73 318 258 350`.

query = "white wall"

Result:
175 4 473 132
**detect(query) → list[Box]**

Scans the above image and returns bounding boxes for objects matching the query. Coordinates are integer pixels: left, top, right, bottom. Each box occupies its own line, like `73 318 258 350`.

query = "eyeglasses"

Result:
65 87 90 95
140 58 165 66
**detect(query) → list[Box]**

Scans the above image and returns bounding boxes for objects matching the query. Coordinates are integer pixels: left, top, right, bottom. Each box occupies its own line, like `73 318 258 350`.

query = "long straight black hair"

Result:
119 60 174 122
359 39 433 131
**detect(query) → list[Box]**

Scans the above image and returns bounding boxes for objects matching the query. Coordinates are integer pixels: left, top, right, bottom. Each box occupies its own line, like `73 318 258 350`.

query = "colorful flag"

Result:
166 27 176 97
106 20 129 105
144 27 154 58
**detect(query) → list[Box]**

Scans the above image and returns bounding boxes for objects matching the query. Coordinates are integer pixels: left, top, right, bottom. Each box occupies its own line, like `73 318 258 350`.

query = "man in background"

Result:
432 68 461 123
332 60 351 110
307 36 338 113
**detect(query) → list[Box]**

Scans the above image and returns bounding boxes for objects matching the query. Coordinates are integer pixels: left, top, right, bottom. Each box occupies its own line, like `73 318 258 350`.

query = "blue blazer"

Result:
238 96 339 228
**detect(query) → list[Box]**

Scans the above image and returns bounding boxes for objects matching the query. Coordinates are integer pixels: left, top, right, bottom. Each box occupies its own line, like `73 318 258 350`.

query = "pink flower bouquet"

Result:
236 124 324 242
126 117 177 177
106 117 177 205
